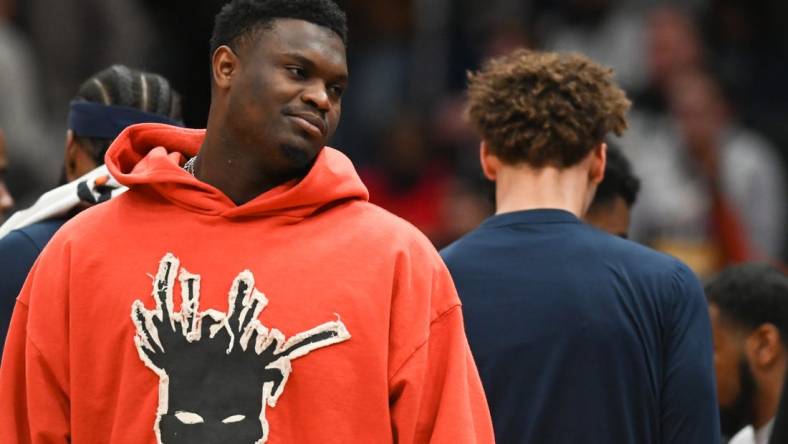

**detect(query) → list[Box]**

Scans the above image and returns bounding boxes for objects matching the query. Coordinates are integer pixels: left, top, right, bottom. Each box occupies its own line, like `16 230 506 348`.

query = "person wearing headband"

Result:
0 65 182 352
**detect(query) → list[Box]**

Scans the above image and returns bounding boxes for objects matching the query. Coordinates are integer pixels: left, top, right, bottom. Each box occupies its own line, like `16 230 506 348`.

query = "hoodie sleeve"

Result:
388 251 494 443
0 242 71 443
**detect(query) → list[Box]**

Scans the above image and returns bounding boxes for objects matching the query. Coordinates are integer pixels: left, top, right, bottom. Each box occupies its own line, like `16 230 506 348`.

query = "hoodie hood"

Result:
105 123 368 219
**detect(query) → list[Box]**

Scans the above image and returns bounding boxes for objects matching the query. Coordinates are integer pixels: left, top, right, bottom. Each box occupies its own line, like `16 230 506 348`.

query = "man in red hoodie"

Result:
0 1 494 443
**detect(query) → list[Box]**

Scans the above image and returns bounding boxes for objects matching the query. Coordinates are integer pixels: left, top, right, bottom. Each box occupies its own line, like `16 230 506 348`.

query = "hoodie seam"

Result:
388 304 462 384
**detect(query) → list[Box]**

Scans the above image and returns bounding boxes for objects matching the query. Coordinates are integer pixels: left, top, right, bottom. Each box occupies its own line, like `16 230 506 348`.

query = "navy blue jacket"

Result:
441 209 720 444
0 218 67 350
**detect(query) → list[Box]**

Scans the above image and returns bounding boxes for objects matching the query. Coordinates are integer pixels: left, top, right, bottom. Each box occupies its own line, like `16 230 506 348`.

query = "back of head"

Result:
706 263 788 339
590 144 640 210
209 0 347 57
72 65 183 165
466 49 630 168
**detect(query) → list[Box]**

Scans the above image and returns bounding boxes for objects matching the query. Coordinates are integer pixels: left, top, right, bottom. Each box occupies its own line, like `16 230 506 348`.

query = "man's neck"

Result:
194 127 304 205
494 163 595 217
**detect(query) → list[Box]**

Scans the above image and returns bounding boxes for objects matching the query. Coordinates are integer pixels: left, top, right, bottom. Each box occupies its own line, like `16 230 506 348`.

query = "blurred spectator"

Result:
631 5 705 115
538 0 647 91
331 0 413 163
0 129 14 220
0 0 51 206
585 143 640 238
706 263 788 443
628 69 786 277
361 113 455 244
23 0 154 119
700 0 788 156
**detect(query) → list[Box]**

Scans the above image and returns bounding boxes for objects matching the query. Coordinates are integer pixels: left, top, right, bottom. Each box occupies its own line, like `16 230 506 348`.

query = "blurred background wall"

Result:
1 0 786 275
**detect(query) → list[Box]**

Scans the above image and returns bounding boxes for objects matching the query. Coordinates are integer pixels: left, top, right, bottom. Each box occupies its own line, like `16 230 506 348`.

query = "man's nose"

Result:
301 82 330 112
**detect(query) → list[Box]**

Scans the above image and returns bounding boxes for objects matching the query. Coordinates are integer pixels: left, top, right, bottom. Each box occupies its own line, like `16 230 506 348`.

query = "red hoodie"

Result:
0 124 493 443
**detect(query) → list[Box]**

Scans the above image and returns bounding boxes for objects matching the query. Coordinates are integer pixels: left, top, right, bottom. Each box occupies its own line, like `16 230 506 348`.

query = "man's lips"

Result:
286 112 327 138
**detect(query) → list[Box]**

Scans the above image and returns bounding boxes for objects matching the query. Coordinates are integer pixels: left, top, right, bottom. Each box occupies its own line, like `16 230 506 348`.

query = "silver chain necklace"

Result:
183 156 197 176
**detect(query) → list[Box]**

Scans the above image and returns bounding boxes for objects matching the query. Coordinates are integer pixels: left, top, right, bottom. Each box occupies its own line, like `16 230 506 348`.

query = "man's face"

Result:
709 304 758 436
584 196 631 238
225 19 347 174
0 129 14 219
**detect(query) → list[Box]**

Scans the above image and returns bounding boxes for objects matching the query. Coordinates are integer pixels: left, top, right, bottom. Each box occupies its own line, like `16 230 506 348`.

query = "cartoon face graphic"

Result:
131 254 350 443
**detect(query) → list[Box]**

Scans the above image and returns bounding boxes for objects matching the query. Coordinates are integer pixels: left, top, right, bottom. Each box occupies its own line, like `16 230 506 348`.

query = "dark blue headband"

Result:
68 101 183 139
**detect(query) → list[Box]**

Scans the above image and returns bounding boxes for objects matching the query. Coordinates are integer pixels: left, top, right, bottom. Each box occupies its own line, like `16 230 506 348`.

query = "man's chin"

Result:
280 143 320 171
719 358 759 439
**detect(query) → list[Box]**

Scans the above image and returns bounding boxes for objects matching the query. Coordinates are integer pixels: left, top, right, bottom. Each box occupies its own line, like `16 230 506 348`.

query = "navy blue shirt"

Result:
0 218 67 351
441 209 719 444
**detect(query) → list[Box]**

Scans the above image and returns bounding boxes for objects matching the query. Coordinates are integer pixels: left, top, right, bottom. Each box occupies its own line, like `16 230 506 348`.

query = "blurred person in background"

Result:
329 0 413 164
442 49 719 443
706 263 788 444
629 69 786 278
23 0 154 122
0 129 14 219
361 113 456 245
0 1 494 442
362 111 493 248
0 0 52 206
584 143 640 238
0 65 182 351
538 0 647 92
631 5 705 115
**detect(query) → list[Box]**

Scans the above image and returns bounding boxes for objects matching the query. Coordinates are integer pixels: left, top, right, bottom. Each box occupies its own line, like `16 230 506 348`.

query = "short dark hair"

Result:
590 143 640 209
210 0 347 56
706 263 788 339
467 49 630 168
73 65 182 163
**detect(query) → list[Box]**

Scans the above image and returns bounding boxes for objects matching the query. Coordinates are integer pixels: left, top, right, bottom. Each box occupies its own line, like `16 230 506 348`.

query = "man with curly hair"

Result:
0 1 494 443
441 49 720 443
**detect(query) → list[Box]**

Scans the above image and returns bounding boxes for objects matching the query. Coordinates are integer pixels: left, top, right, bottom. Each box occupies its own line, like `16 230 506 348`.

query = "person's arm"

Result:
388 264 494 443
660 263 721 444
0 244 71 442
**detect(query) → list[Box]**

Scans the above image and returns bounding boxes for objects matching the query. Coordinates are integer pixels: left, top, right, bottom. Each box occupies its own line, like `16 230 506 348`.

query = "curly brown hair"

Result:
467 49 630 167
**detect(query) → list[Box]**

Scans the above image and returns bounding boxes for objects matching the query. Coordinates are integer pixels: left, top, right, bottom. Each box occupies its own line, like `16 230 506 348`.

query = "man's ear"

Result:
64 131 99 182
589 142 607 185
64 129 79 181
746 323 782 369
212 45 239 91
480 141 501 181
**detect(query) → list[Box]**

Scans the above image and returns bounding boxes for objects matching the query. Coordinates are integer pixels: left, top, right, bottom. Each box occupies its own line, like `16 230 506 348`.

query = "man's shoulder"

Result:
597 228 684 266
351 201 437 247
44 192 136 247
11 218 69 250
583 226 699 289
443 221 692 283
1 216 67 254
